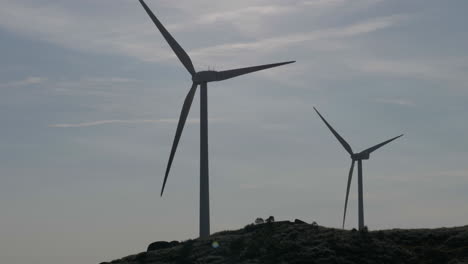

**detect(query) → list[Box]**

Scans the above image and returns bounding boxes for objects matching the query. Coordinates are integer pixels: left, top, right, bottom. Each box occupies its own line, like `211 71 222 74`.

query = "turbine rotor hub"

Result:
352 153 370 160
192 71 218 84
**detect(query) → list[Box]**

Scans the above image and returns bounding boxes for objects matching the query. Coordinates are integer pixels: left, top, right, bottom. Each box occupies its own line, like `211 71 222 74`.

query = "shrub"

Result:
311 221 319 230
255 218 265 225
230 237 245 254
177 239 194 263
360 226 369 233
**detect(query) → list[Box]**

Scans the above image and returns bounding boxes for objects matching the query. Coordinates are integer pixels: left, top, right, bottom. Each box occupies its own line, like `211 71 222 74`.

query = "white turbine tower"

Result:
314 107 403 230
137 0 295 238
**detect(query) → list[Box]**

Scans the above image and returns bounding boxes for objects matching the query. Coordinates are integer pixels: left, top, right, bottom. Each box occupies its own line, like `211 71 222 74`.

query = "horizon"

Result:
1 0 468 264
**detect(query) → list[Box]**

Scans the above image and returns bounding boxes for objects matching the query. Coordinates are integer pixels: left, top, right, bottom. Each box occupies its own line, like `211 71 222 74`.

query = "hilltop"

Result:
102 220 468 264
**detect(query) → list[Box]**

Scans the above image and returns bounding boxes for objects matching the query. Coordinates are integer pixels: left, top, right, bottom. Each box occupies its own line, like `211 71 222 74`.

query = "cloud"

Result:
49 119 191 128
349 58 468 85
45 76 143 97
165 0 385 38
0 77 47 88
55 76 141 89
182 5 294 30
387 169 468 183
0 0 399 65
0 0 171 62
189 15 405 63
49 118 222 128
78 77 140 84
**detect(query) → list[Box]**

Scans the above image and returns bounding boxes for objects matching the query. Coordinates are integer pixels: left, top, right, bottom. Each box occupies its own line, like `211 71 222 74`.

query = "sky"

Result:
0 0 467 263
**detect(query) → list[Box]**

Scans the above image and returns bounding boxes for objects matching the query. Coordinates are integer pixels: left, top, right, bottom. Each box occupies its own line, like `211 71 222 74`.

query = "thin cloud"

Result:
350 58 468 85
194 5 294 26
49 118 222 128
189 14 405 61
0 77 47 88
166 0 385 37
79 77 140 84
385 169 468 182
0 0 401 65
49 119 191 128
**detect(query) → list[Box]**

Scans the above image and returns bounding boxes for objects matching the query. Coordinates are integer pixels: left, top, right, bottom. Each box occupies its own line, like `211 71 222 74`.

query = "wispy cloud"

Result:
388 169 468 182
49 118 222 128
350 57 468 85
55 76 141 88
49 119 190 128
0 0 399 65
168 4 294 32
190 15 405 63
78 77 140 84
47 76 143 97
0 77 47 88
165 0 385 39
0 0 171 62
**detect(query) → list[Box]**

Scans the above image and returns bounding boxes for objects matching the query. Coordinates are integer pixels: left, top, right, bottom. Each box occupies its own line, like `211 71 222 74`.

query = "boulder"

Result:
294 219 307 224
147 240 179 252
169 240 180 247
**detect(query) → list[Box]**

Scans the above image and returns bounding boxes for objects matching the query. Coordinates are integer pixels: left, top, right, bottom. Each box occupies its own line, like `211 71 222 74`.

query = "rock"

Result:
169 240 180 246
294 219 307 224
147 240 179 252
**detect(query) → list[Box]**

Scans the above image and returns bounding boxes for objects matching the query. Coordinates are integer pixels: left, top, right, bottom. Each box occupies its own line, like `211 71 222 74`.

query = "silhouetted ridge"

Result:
102 221 468 264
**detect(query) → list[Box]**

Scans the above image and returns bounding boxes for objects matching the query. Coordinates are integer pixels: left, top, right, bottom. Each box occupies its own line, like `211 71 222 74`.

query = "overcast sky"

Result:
1 0 468 263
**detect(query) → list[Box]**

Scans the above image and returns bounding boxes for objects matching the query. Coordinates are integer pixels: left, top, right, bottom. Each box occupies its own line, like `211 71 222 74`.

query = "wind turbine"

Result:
137 0 295 238
313 107 403 231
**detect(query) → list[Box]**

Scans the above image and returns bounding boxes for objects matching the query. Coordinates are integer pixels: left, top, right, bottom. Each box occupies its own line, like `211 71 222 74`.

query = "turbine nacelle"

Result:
192 71 219 83
352 152 370 160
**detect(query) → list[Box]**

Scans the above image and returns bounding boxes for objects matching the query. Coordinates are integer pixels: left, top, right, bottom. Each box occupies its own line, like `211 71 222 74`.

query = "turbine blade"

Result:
313 107 353 155
343 160 355 229
360 134 403 155
138 0 196 75
215 61 295 81
161 83 198 196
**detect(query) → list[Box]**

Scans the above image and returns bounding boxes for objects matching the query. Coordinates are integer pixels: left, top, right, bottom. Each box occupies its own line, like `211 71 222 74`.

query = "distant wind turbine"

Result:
314 107 403 230
137 0 295 238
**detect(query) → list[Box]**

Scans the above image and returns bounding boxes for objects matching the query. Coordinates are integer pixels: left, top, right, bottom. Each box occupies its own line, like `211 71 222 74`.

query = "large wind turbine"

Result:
314 107 402 231
137 0 294 238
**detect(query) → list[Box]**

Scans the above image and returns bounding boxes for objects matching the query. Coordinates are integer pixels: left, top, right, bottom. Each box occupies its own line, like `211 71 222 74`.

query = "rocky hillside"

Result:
102 220 468 264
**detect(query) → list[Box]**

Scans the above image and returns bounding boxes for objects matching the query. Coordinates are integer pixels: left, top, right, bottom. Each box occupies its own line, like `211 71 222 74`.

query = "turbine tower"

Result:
314 107 402 230
137 0 295 238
